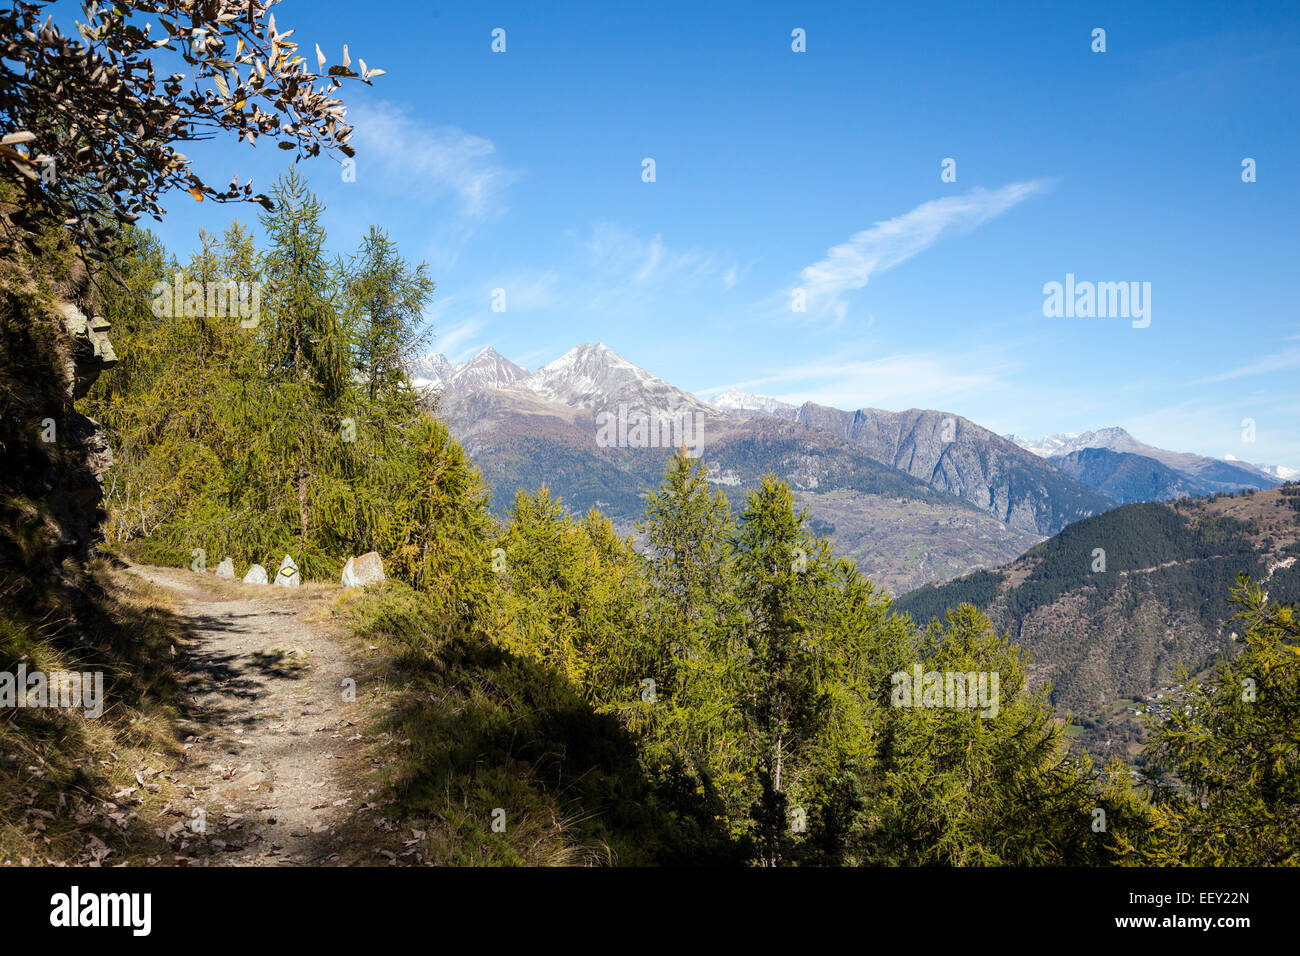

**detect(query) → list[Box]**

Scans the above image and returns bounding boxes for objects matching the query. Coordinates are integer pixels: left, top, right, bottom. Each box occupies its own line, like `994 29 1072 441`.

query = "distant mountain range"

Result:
895 485 1300 762
1005 427 1292 500
712 386 795 415
410 343 1290 596
415 345 1045 594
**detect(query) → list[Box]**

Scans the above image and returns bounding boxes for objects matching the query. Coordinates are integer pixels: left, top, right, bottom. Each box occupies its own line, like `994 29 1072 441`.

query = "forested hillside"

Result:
896 488 1300 761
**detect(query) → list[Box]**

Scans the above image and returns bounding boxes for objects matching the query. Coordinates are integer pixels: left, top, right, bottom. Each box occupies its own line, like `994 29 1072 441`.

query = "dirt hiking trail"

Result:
128 563 381 866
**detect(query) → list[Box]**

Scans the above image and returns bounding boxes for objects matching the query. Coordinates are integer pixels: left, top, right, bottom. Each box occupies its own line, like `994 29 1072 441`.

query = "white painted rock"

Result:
342 551 385 588
274 554 300 587
215 557 236 580
243 564 268 585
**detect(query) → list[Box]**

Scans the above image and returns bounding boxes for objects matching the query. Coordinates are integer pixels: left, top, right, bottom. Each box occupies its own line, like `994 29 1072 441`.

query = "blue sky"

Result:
128 0 1299 468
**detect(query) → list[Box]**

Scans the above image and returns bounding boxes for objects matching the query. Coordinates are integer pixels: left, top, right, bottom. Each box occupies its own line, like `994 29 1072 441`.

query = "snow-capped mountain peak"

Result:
530 343 640 384
711 386 794 414
1005 427 1134 458
412 341 711 417
449 346 529 392
407 351 455 389
520 343 709 414
1254 462 1300 482
405 346 529 392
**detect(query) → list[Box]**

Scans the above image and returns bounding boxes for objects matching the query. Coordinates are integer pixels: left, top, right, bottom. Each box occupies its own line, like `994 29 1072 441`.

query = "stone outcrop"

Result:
53 301 117 552
56 300 117 400
0 220 118 575
341 552 385 588
274 554 299 587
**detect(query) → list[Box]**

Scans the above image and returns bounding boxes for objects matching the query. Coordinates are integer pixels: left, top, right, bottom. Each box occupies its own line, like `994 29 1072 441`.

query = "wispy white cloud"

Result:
349 101 518 219
1198 346 1300 383
419 224 737 363
488 270 560 312
701 349 1014 411
428 315 486 363
485 223 734 316
580 223 721 288
794 180 1050 322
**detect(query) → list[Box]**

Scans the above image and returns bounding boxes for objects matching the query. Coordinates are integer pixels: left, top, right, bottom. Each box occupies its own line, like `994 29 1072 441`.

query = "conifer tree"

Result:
346 226 434 402
259 169 349 546
494 488 644 697
636 452 735 692
1145 574 1300 864
392 414 494 631
634 449 744 796
864 604 1111 865
732 474 829 865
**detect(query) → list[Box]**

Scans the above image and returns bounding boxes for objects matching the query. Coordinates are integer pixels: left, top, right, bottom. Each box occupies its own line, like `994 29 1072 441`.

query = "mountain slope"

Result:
427 346 1046 594
1051 447 1213 503
1009 426 1282 494
407 352 454 390
894 485 1300 760
777 403 1115 535
450 346 529 392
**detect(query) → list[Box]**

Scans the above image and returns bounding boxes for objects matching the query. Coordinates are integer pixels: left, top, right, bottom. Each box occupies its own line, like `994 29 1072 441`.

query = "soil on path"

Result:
128 563 377 866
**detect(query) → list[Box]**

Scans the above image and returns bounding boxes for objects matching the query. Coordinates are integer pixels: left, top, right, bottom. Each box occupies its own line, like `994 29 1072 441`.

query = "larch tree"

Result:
732 474 830 866
1145 574 1300 865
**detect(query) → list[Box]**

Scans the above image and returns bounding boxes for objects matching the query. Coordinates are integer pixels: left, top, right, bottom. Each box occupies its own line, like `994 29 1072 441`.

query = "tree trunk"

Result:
297 455 309 542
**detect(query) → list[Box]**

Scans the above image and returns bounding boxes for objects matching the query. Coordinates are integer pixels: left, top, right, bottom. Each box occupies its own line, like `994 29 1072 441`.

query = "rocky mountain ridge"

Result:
412 344 1126 592
1006 426 1286 492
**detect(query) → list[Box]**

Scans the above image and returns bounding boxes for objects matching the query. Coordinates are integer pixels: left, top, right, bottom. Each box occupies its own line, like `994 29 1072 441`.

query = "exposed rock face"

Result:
57 301 118 401
54 303 117 552
0 223 118 575
243 564 268 585
215 557 236 579
341 552 385 588
780 404 1114 535
274 554 299 587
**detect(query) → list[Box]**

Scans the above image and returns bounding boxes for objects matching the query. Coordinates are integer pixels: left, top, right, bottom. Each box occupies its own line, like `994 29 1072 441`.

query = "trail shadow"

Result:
247 645 310 678
175 604 308 700
0 553 192 862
